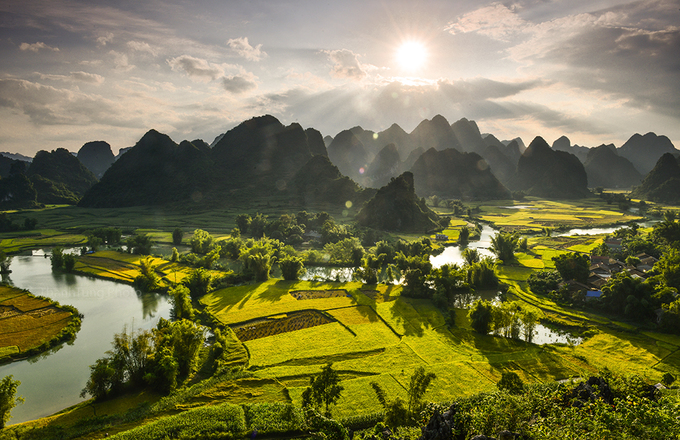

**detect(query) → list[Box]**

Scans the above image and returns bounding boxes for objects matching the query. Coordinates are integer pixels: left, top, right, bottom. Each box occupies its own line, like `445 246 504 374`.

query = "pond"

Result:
0 251 171 424
430 224 497 268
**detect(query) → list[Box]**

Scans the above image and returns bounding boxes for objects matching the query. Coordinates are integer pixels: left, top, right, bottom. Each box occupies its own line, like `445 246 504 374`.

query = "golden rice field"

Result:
0 285 77 357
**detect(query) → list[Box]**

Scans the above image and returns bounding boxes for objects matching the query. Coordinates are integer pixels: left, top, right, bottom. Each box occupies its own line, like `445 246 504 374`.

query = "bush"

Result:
497 372 524 394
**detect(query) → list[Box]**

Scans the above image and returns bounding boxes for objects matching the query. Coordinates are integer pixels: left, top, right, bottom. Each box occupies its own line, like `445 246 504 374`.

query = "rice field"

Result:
0 285 78 357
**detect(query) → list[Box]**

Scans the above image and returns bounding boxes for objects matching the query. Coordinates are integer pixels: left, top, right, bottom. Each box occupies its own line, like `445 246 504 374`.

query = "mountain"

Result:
79 130 213 207
583 144 642 188
365 144 401 188
410 148 511 200
115 147 132 161
0 152 32 162
291 155 368 206
403 147 425 172
376 123 414 158
552 136 590 163
26 148 98 203
305 128 328 157
503 137 526 153
77 141 115 178
0 174 39 209
327 129 369 182
356 171 440 232
618 132 678 175
0 156 21 178
511 136 589 199
410 115 461 152
483 134 505 150
451 118 486 154
481 144 516 187
211 115 316 189
630 153 680 204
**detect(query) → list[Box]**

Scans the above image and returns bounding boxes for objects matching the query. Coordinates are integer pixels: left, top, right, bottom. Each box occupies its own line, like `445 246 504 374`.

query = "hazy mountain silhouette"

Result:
0 173 38 209
327 129 369 182
410 148 510 200
631 153 680 204
305 128 328 157
511 136 589 198
481 144 516 187
583 144 642 188
291 155 369 206
552 136 589 163
451 118 486 154
356 171 440 232
77 141 115 178
410 115 461 152
618 132 678 175
365 143 401 188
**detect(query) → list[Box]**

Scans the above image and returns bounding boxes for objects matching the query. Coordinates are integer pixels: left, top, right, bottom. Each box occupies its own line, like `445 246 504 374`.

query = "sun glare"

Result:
396 41 427 71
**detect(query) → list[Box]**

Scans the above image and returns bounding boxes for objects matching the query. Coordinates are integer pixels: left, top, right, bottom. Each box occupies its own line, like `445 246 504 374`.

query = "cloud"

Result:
323 49 368 80
19 42 60 52
167 55 224 81
126 40 157 56
222 73 258 94
0 78 137 127
109 51 134 71
446 3 525 41
226 37 266 61
38 71 105 85
96 33 114 46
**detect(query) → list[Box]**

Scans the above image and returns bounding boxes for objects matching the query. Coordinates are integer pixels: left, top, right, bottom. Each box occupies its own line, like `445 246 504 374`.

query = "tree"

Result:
183 268 213 299
520 309 539 342
133 256 161 292
301 363 343 417
51 247 64 271
169 284 195 321
0 251 11 274
126 234 153 255
63 253 76 272
190 229 214 254
462 248 479 266
170 247 179 263
490 232 519 263
80 358 116 401
0 375 23 429
235 214 252 235
280 256 304 281
469 299 493 334
497 371 524 394
458 226 470 245
172 228 184 245
370 382 408 428
552 252 590 283
406 367 436 418
662 372 675 388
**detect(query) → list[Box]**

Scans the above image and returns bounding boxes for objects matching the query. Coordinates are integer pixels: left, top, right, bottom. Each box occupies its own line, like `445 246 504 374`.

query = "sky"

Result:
1 0 679 156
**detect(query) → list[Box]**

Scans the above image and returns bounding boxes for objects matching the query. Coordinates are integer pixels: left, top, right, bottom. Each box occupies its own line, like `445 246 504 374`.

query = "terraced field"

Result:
0 285 80 360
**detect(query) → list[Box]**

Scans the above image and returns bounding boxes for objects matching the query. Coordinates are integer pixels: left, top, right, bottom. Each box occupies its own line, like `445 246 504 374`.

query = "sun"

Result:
396 41 427 71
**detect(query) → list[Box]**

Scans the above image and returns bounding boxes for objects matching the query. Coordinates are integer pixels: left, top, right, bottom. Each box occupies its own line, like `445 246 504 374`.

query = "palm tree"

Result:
489 232 519 263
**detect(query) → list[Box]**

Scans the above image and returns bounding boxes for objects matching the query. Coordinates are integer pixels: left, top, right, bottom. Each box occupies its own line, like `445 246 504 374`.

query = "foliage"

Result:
370 382 408 428
280 256 305 281
50 247 64 271
183 268 214 299
133 256 162 292
489 232 519 263
527 270 562 296
462 248 479 265
468 299 493 334
407 366 437 417
63 253 76 272
458 226 470 245
301 363 343 417
354 253 386 284
497 372 524 394
172 228 183 245
661 372 675 387
169 284 195 321
552 252 590 283
126 234 153 255
466 257 498 288
190 229 215 254
0 375 23 429
0 251 10 274
235 214 252 234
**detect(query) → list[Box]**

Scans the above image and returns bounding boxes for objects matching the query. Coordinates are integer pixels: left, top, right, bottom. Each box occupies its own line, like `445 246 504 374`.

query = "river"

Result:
0 251 171 424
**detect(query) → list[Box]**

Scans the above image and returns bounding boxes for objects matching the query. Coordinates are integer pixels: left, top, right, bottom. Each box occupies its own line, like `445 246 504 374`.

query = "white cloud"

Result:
37 71 105 85
323 49 368 80
109 51 134 71
167 55 224 82
446 3 525 41
126 40 157 56
226 37 266 61
19 42 60 52
96 33 114 46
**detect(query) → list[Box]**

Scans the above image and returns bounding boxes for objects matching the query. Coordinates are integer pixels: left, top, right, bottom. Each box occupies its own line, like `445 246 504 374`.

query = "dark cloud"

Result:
221 74 257 93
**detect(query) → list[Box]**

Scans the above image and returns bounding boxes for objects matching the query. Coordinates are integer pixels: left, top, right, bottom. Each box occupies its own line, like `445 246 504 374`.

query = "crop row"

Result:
232 310 333 342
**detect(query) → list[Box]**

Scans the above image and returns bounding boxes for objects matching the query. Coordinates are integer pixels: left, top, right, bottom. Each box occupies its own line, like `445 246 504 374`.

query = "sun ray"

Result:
396 41 427 71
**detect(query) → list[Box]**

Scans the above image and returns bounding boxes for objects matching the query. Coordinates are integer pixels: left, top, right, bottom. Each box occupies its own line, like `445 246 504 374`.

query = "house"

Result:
604 238 623 251
586 290 602 301
435 233 448 241
588 274 608 289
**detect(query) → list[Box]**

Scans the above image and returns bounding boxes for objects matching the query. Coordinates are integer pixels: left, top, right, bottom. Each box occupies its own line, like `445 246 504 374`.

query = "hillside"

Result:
326 129 369 182
291 155 369 206
410 114 461 152
79 130 214 207
583 144 642 188
410 148 511 200
618 132 678 175
25 148 98 204
511 136 590 198
356 171 440 232
631 152 680 204
77 141 115 178
552 136 590 163
365 143 401 188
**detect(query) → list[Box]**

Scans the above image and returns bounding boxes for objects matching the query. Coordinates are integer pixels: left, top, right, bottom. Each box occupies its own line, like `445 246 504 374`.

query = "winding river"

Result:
0 252 171 424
